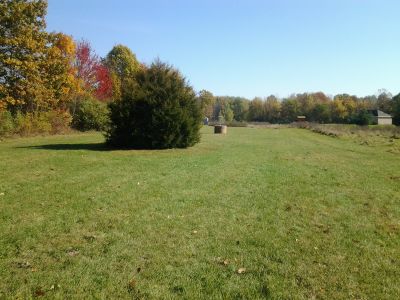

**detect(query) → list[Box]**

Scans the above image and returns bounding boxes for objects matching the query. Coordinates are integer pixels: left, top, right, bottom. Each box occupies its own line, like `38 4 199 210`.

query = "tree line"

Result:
198 90 400 125
1 0 400 138
0 0 142 135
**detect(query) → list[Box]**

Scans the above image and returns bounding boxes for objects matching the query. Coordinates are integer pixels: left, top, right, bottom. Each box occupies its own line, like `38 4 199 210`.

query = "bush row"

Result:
0 110 72 137
0 98 109 138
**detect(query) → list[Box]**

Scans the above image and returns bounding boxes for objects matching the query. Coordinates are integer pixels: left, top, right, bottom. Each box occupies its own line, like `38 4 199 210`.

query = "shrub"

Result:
72 98 109 131
2 111 71 137
0 111 15 136
350 110 373 126
225 120 248 127
46 110 73 134
106 61 202 149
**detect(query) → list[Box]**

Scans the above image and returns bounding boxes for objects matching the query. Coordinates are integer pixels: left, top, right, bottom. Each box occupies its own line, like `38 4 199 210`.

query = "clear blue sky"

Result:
47 0 400 99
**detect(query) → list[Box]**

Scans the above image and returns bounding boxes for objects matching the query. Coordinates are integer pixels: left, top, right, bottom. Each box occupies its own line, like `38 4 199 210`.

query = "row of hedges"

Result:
0 98 109 138
0 110 72 137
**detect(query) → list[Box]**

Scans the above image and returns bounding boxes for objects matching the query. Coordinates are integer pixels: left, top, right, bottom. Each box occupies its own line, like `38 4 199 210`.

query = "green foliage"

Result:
106 60 202 149
0 110 72 136
350 109 373 126
231 98 249 121
310 103 331 123
207 92 396 125
222 102 234 122
197 90 215 118
280 98 299 123
0 111 15 136
392 93 400 125
248 97 264 121
72 98 109 131
105 45 140 100
0 0 77 112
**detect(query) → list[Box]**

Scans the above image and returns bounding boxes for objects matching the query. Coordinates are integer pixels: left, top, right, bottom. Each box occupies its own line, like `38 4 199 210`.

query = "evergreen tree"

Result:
106 60 202 149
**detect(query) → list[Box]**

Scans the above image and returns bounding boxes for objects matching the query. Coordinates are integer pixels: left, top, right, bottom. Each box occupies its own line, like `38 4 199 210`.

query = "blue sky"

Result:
47 0 400 99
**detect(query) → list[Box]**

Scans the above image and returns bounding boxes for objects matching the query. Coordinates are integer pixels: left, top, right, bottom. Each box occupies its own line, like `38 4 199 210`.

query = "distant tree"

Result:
350 109 373 126
197 90 215 119
223 102 234 122
358 95 377 110
334 94 358 119
231 98 249 121
377 89 393 114
279 98 298 123
248 97 264 121
311 92 330 104
331 99 348 123
296 93 315 117
264 95 281 123
106 60 201 149
392 93 400 125
105 45 140 100
309 103 331 123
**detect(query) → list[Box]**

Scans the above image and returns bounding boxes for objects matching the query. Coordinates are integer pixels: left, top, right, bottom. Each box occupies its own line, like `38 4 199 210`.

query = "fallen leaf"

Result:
237 268 246 274
83 235 96 242
216 258 229 266
16 261 31 269
128 278 136 290
34 289 45 297
67 249 79 257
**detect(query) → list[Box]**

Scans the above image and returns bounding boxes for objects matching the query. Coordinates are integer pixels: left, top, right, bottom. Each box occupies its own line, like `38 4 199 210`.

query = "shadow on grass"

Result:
19 143 112 151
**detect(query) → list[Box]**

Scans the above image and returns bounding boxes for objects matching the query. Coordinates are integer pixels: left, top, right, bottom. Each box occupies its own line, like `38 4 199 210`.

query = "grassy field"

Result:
0 127 399 299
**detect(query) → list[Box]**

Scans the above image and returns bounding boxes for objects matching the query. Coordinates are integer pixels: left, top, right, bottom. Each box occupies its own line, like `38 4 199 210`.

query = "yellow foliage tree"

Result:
0 0 78 113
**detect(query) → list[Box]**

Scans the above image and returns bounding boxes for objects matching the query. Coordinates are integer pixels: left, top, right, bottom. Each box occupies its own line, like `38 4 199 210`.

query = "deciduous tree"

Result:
75 40 112 101
105 45 140 100
0 0 50 112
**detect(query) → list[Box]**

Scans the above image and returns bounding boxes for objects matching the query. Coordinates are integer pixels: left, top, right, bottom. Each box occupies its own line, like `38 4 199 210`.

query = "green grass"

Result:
0 127 399 299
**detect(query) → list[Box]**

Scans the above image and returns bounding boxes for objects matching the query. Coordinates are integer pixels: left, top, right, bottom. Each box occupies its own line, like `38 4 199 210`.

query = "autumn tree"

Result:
0 0 79 113
231 98 249 121
46 32 79 108
105 45 140 100
248 97 264 121
222 102 234 122
197 90 215 119
377 89 393 114
264 95 281 123
0 0 50 112
75 40 112 101
280 98 299 123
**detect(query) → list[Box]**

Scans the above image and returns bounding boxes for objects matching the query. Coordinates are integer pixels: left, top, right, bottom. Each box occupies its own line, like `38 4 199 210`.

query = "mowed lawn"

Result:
0 127 399 299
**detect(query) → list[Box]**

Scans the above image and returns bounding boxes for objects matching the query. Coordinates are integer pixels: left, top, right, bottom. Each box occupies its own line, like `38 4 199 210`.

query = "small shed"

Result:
297 116 306 122
368 110 392 125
